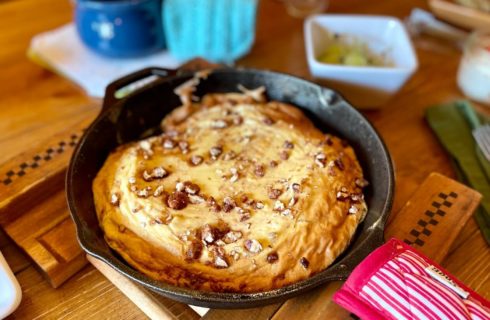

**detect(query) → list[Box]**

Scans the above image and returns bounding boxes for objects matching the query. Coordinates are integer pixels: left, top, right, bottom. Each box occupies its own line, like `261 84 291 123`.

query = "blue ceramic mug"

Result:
75 0 165 58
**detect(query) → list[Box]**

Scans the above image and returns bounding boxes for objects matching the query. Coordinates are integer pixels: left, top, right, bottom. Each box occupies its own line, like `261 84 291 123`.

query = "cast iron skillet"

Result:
66 67 394 309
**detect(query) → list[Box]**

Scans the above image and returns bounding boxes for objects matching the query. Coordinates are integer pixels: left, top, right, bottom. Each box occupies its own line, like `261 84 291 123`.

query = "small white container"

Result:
0 251 21 318
305 14 418 108
457 31 490 106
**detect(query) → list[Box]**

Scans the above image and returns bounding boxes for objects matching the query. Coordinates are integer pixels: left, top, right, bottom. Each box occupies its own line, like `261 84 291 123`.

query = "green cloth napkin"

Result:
426 101 490 245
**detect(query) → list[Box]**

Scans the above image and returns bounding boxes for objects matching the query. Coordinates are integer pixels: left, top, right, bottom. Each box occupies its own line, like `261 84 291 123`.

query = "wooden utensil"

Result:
430 0 490 32
89 172 481 319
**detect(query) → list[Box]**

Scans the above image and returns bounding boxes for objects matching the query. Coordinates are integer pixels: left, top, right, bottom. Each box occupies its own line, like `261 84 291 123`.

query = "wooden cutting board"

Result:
88 172 482 319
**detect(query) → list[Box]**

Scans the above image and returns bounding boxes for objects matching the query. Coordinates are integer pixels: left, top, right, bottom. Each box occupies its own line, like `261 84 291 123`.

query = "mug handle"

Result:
102 67 177 113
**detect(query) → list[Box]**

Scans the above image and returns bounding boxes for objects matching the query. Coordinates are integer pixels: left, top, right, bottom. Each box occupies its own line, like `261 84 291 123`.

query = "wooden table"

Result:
0 0 488 319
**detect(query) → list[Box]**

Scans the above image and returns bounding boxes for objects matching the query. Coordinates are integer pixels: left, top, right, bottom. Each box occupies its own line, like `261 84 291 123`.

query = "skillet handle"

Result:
102 67 177 113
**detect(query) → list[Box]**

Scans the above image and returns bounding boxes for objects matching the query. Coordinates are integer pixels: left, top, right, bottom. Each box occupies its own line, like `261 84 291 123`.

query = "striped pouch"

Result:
333 238 490 320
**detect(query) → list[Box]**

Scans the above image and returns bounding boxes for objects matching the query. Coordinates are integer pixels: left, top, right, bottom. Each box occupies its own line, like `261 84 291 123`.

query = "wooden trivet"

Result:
0 118 92 288
89 172 481 319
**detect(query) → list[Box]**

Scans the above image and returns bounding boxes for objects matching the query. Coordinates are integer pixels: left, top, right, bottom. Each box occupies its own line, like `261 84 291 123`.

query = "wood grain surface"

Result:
0 0 489 319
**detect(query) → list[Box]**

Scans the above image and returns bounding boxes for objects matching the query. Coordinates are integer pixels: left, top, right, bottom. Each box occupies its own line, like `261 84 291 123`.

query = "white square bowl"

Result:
305 14 418 108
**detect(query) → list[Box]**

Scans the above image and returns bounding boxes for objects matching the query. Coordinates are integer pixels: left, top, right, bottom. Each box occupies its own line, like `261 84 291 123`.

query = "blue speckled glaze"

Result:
163 0 258 63
75 0 166 58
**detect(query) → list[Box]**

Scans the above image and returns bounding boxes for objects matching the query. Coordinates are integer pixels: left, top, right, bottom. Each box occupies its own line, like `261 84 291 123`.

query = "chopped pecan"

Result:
267 252 279 264
244 239 262 253
143 167 168 181
128 177 136 184
214 256 229 268
355 178 369 188
273 200 285 212
233 116 243 125
178 141 189 154
283 140 294 149
269 160 278 168
223 150 237 161
350 193 364 203
239 211 251 221
189 194 206 204
153 185 164 197
184 182 200 195
223 231 242 244
136 188 150 198
254 164 265 177
336 187 349 201
334 158 345 171
202 224 217 244
163 138 177 149
223 197 236 212
207 197 221 212
268 188 283 200
186 240 203 260
348 205 359 214
281 208 292 216
263 117 274 125
291 183 301 193
209 146 223 159
300 257 310 268
167 191 188 210
110 193 120 206
190 155 204 166
315 152 327 168
279 150 289 160
255 202 265 209
288 196 298 207
211 119 229 129
324 135 334 146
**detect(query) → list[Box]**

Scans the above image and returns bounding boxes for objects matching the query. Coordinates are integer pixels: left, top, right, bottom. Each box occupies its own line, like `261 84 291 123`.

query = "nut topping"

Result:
202 224 216 243
324 135 334 146
336 187 349 201
348 205 359 214
189 194 206 204
273 200 285 212
223 197 236 212
267 252 279 264
190 155 203 166
184 182 200 195
268 188 283 200
223 231 242 244
209 145 223 159
263 117 274 125
279 150 289 160
269 160 278 168
244 239 262 253
233 116 243 125
291 183 301 193
254 164 265 177
288 196 298 207
207 197 222 212
167 191 188 210
214 256 229 268
350 193 364 203
334 158 345 171
315 152 327 168
178 141 189 154
153 186 164 197
223 151 237 161
300 257 310 268
283 140 294 149
255 202 265 209
355 178 369 188
186 240 203 260
128 177 136 184
211 119 229 129
143 167 168 181
136 188 150 198
110 193 120 206
163 138 177 149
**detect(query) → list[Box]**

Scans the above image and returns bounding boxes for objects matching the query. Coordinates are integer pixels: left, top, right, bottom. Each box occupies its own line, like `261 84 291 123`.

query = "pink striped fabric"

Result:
333 238 490 320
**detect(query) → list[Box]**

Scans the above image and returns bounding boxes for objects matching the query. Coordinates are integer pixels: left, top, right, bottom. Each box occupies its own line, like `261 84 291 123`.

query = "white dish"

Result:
304 14 418 108
0 251 21 319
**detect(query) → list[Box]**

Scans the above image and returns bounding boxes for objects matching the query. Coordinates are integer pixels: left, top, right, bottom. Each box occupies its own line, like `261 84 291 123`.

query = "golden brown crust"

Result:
92 92 368 293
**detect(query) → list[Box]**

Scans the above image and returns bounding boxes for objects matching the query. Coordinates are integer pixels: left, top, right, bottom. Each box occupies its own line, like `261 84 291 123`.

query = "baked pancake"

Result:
93 84 368 293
